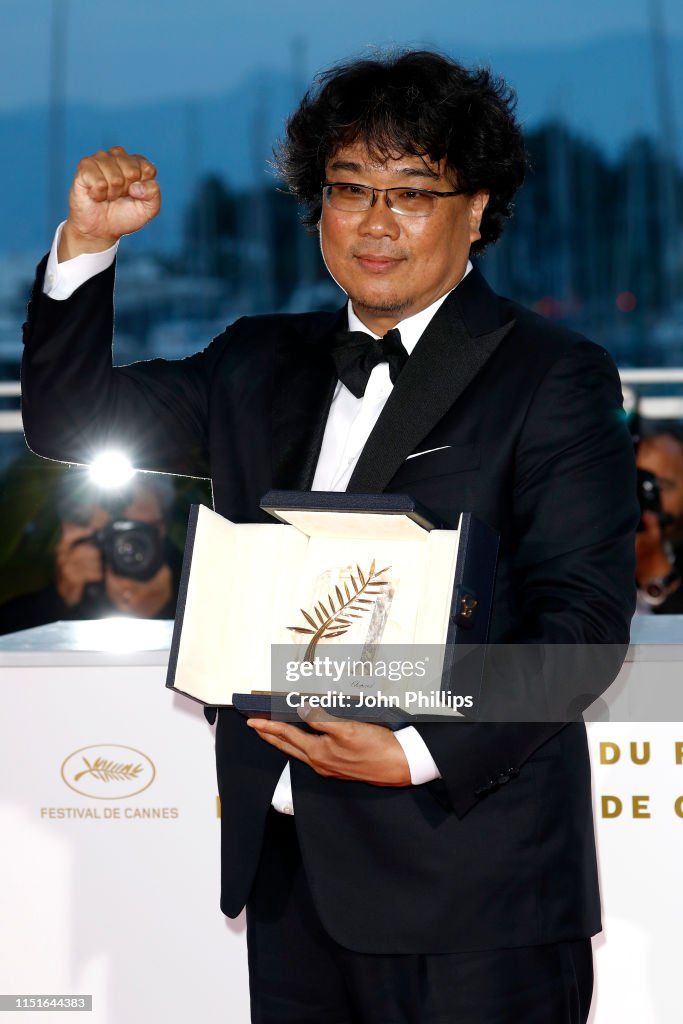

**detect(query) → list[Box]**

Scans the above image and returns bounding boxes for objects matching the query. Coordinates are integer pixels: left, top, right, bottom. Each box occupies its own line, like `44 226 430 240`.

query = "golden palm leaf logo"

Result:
288 559 391 661
61 744 156 799
73 757 144 783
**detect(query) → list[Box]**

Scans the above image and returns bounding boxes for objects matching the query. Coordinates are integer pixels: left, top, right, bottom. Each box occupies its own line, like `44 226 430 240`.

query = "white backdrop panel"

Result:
0 620 681 1023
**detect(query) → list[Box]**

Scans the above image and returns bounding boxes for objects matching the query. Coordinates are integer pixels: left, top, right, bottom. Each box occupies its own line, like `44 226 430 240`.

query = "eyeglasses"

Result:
322 181 467 218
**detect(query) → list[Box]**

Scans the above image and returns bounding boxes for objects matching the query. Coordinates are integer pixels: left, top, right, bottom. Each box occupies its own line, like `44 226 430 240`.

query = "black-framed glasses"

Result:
322 181 467 218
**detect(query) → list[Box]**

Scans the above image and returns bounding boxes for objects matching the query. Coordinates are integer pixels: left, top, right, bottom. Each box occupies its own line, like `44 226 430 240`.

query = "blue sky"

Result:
1 0 682 111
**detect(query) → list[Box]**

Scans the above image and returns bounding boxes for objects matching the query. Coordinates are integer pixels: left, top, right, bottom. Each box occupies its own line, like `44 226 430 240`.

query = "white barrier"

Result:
0 617 681 1023
0 620 248 1024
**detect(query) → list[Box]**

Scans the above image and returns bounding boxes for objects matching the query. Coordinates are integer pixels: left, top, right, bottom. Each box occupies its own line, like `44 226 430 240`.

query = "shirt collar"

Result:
346 260 472 355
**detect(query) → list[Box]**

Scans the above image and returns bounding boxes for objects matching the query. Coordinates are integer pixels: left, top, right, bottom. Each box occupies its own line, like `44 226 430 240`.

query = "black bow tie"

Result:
330 327 409 398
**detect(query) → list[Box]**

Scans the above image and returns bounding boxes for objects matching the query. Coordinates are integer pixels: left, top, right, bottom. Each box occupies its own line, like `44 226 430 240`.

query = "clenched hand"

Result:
58 145 160 261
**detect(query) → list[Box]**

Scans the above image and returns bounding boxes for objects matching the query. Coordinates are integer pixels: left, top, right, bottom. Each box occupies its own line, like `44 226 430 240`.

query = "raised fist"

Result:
59 146 160 260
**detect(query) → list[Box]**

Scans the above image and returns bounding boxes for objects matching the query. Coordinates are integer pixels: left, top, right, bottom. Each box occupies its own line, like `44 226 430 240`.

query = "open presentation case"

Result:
166 491 498 720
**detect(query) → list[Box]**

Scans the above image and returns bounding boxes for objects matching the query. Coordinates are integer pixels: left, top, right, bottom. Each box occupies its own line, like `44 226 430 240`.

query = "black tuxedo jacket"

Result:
21 259 638 954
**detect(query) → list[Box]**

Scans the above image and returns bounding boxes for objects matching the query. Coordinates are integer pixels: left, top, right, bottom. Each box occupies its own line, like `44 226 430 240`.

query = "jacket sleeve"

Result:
21 255 231 479
415 341 639 817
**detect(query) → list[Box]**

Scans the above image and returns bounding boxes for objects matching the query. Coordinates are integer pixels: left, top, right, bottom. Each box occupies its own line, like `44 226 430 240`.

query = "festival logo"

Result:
61 744 156 799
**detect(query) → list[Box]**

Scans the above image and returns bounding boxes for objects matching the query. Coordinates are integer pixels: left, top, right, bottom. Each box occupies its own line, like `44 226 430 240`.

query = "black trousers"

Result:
246 810 593 1024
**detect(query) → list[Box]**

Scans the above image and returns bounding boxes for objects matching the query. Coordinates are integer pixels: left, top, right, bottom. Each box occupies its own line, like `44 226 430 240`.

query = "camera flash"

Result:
89 451 135 488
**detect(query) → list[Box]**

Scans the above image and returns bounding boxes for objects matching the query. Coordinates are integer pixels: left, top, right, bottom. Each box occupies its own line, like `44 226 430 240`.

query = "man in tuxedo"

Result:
21 51 637 1023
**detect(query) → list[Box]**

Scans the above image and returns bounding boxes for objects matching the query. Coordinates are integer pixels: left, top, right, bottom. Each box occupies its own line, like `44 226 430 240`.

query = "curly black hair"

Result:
275 49 528 253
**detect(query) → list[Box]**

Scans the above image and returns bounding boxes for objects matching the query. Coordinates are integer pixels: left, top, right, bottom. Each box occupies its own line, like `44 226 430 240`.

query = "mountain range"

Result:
2 31 681 257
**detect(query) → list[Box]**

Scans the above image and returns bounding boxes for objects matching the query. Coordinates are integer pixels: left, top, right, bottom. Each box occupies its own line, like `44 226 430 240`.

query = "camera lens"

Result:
104 521 164 581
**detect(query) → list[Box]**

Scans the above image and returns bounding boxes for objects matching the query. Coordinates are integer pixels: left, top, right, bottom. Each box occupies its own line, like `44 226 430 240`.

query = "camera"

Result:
636 468 673 532
78 520 165 581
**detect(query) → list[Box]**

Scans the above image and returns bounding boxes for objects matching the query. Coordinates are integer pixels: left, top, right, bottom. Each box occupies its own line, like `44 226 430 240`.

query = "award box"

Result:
166 491 498 715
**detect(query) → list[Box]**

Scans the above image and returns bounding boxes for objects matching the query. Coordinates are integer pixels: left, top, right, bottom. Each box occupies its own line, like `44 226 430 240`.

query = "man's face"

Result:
122 488 164 531
637 436 683 545
320 140 489 335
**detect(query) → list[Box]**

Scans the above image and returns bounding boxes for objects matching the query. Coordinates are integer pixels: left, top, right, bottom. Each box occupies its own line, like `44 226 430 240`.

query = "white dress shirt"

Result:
43 223 472 814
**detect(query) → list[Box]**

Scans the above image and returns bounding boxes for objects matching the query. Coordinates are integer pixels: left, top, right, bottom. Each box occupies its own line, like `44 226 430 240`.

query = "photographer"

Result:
636 430 683 612
0 471 181 634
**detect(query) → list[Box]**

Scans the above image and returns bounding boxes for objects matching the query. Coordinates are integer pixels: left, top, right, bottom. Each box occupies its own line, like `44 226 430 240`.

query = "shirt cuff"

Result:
43 221 119 300
393 726 442 785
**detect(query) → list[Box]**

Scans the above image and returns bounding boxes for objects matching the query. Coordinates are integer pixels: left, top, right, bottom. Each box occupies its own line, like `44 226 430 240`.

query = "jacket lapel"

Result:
346 267 516 493
271 307 345 490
